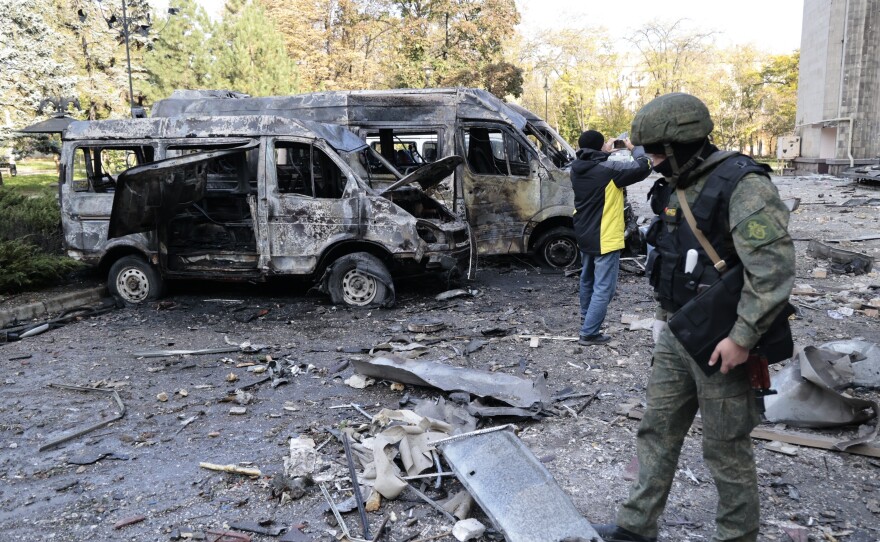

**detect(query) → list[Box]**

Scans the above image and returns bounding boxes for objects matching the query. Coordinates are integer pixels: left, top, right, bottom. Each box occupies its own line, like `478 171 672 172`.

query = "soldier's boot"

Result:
593 524 657 542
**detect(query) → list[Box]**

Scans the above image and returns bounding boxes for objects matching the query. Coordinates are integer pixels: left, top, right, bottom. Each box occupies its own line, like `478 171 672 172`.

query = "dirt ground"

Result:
1 173 879 542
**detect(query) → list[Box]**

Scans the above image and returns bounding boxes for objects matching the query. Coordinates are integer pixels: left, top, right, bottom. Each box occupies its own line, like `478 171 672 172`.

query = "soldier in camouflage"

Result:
594 93 795 542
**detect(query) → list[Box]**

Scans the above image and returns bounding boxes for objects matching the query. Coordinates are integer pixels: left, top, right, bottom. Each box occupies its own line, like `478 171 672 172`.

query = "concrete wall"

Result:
795 0 880 174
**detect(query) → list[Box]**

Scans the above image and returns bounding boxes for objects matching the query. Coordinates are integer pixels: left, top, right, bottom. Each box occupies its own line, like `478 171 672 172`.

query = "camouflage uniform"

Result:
615 152 796 541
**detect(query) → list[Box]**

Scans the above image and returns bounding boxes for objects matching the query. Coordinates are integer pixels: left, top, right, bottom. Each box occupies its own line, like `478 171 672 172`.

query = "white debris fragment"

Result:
345 374 375 389
284 437 317 478
452 518 486 541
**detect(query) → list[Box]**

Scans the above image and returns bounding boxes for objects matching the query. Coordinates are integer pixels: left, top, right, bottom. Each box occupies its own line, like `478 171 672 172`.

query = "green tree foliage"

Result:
759 52 799 153
142 0 215 102
709 46 765 151
515 27 626 143
391 0 521 94
48 0 154 119
211 2 299 95
0 188 64 252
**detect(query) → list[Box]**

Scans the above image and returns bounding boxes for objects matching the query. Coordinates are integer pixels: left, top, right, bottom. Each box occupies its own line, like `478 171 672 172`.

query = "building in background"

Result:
794 0 879 174
794 0 880 174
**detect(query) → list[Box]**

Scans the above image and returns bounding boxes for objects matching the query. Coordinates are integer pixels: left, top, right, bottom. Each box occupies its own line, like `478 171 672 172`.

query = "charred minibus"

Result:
59 115 471 307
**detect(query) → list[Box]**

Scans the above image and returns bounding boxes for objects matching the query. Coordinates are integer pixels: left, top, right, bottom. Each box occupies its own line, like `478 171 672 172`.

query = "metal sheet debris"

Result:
764 346 879 450
352 355 551 409
437 427 602 542
821 339 880 389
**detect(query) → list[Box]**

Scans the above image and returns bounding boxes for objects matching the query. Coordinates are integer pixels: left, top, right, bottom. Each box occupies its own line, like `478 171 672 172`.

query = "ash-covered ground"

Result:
1 173 878 542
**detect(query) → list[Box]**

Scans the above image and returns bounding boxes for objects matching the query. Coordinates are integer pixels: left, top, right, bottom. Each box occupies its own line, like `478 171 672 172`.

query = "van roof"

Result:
63 115 368 152
150 88 528 131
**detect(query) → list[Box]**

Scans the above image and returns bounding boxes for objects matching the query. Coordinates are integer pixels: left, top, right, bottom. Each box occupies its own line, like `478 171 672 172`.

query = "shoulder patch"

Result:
745 218 768 240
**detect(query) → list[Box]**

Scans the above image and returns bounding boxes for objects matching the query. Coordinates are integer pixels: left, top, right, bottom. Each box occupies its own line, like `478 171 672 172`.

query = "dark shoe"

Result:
592 524 656 542
578 333 611 346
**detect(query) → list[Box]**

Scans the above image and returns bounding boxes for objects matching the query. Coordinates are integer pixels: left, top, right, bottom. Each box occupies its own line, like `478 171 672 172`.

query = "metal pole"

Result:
121 0 135 118
543 78 549 120
342 432 371 539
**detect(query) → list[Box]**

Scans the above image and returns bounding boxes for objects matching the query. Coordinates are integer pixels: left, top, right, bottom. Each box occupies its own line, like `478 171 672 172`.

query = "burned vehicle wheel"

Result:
535 227 580 269
327 252 394 308
108 256 165 305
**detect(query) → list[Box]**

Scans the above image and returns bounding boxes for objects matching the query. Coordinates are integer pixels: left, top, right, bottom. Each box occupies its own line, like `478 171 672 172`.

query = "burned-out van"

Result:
151 88 582 269
59 115 471 307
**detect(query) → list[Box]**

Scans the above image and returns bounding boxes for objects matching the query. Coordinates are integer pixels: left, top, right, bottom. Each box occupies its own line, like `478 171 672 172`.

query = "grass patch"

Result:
2 158 60 194
3 174 59 194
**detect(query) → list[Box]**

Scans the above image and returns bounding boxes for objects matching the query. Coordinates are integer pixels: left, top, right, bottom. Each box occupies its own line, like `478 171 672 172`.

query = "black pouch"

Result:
668 263 743 374
753 303 796 364
668 262 795 375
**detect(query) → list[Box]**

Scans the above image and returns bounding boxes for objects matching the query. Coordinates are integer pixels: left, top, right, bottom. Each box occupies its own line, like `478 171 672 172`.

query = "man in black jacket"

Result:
571 130 653 345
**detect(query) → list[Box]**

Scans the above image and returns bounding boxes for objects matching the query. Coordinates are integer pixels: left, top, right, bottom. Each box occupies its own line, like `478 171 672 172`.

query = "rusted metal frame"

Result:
39 384 126 452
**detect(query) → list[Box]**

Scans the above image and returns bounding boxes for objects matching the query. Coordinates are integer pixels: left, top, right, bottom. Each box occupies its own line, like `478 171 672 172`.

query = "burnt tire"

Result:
535 227 580 269
108 255 165 305
326 252 394 308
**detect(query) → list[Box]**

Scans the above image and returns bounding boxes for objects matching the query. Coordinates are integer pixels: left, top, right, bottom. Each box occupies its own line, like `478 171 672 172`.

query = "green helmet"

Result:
630 93 714 146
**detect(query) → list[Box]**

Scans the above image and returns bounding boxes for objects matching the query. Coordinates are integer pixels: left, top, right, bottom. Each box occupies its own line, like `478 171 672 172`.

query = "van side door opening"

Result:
161 144 261 274
459 124 541 255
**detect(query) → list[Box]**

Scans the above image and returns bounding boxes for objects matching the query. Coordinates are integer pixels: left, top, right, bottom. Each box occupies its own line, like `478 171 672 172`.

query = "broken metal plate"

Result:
437 428 602 542
821 339 880 389
351 355 550 409
764 346 879 450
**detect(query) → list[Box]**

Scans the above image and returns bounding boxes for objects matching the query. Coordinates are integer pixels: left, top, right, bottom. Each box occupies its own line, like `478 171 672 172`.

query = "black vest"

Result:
646 153 772 312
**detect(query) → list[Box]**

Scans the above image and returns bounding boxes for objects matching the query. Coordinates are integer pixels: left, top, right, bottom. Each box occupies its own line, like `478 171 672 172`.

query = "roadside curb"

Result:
0 286 108 329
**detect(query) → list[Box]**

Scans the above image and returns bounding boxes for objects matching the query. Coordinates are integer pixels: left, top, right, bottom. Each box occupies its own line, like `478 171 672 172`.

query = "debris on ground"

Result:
351 354 551 410
807 240 874 274
764 345 879 450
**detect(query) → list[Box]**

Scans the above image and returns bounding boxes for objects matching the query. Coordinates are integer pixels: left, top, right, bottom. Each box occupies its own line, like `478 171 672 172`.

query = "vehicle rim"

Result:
341 268 378 306
544 237 578 268
117 267 150 303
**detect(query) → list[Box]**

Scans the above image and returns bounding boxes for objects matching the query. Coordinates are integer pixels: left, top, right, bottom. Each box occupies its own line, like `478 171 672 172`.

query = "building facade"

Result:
795 0 880 174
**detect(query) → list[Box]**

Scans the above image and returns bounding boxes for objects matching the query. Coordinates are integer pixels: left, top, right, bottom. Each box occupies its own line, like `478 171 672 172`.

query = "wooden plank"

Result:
623 408 880 458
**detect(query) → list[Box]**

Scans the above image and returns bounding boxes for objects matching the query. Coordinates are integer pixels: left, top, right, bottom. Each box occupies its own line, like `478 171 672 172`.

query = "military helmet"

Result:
630 93 714 146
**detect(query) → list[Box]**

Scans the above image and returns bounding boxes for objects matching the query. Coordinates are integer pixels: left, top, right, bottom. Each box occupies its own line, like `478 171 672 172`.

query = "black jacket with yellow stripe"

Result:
570 147 653 255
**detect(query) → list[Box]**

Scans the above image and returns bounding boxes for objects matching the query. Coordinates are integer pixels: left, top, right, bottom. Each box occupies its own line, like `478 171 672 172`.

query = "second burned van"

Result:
151 88 583 269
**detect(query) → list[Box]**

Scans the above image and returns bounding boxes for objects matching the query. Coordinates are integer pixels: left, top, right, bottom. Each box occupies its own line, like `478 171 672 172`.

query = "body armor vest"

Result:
646 153 772 313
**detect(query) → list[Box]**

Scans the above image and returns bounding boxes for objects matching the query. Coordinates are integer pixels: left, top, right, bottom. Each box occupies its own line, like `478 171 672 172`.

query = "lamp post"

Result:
121 0 136 118
543 78 549 120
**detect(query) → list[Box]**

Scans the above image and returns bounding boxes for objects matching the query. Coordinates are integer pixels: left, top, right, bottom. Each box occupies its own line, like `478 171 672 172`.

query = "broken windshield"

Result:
524 122 576 168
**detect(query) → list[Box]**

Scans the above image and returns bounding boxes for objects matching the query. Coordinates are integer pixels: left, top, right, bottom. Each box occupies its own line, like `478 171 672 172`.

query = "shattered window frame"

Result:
163 139 259 193
460 124 534 178
267 136 356 201
69 143 156 193
363 129 444 175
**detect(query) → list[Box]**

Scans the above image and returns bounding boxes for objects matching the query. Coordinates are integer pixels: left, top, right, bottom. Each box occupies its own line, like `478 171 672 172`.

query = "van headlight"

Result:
416 221 445 244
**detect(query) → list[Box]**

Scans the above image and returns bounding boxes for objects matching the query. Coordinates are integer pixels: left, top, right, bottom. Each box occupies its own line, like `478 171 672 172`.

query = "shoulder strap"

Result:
677 188 728 272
